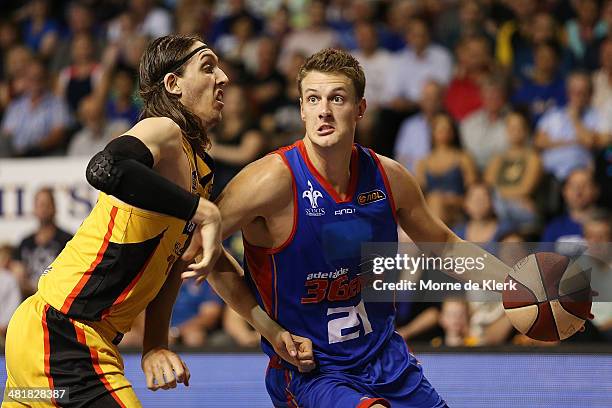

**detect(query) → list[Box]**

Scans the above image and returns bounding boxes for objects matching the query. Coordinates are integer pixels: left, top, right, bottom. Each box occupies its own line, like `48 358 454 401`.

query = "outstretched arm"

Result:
378 154 511 284
182 154 316 372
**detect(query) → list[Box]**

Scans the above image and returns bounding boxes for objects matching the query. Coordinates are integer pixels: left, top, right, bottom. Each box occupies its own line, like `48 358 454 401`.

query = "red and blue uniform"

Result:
244 140 446 408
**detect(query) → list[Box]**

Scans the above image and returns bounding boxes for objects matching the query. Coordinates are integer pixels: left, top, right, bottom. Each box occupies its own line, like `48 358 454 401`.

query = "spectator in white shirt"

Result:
278 0 339 74
460 76 509 170
385 17 452 113
535 71 601 181
67 95 129 156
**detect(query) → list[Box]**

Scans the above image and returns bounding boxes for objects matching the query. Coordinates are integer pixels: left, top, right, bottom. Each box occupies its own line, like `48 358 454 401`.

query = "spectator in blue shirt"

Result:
541 167 599 250
512 42 567 124
1 58 71 156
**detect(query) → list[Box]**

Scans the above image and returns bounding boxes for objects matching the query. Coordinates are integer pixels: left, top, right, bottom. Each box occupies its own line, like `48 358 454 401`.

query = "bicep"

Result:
120 118 182 166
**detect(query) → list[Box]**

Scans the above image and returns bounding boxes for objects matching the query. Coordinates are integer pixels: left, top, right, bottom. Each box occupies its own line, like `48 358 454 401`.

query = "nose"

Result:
318 99 332 119
216 66 229 87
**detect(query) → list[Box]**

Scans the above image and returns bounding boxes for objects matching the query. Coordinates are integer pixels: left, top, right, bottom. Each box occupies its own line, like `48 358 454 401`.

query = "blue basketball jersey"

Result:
244 140 398 371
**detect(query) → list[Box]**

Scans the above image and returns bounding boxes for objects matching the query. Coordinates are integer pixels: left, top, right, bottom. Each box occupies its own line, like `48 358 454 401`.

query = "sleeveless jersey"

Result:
244 140 398 371
38 138 214 334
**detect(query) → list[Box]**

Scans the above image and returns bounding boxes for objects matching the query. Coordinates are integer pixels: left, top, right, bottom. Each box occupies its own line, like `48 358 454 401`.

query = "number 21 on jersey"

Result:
327 299 373 344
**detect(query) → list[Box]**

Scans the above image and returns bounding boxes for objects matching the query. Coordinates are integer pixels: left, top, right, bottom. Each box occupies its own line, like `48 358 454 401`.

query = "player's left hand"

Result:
141 347 191 391
271 331 316 373
181 205 223 284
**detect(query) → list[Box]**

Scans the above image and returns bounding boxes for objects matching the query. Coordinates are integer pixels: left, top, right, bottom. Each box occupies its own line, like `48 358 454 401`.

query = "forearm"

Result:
437 234 512 285
142 260 184 354
207 251 283 341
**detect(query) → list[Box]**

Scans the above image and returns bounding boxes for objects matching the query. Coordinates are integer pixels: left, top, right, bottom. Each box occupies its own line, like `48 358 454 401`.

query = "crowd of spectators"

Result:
0 0 611 348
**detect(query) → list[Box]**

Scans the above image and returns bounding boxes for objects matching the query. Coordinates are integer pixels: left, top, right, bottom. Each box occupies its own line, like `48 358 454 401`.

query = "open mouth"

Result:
214 89 224 107
317 123 335 136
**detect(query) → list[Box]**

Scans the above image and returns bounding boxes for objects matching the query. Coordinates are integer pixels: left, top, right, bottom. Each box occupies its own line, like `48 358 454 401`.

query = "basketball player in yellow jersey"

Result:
3 35 313 408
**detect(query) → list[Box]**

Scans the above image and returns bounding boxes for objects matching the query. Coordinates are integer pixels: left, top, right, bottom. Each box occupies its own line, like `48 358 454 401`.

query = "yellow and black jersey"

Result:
37 138 214 334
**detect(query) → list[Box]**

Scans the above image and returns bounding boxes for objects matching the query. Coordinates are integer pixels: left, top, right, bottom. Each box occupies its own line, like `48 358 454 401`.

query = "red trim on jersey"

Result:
297 139 359 204
284 369 299 408
242 147 299 255
61 206 118 314
244 241 274 315
356 397 390 408
75 324 127 408
42 305 59 407
368 149 398 224
268 355 283 369
100 236 161 320
272 254 279 319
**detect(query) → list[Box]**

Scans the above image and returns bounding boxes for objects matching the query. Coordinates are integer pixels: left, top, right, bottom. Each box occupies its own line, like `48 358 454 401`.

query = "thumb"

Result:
281 332 297 358
181 240 200 261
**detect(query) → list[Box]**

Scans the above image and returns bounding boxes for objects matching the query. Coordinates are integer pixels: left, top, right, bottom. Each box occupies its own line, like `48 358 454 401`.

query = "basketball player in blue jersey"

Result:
183 48 514 407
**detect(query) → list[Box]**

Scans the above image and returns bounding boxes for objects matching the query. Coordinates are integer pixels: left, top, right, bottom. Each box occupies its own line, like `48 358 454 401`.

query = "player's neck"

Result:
303 137 353 195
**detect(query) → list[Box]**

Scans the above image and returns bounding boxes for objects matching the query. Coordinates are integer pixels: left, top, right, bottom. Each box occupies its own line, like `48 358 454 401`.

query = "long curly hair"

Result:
139 35 209 156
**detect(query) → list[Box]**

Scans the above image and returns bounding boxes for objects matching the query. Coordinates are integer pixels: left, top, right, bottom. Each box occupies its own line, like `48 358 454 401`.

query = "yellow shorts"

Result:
2 293 141 407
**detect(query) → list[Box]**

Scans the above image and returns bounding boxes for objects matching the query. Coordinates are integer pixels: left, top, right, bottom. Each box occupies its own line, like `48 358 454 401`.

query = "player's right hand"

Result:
272 331 316 373
141 347 191 391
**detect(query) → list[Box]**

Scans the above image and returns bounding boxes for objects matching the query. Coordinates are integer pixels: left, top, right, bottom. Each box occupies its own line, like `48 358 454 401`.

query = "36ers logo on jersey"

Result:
303 180 325 216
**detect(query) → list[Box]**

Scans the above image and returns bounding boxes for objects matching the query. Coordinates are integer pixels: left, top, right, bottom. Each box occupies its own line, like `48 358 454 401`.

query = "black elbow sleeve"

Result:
85 135 200 221
86 150 122 193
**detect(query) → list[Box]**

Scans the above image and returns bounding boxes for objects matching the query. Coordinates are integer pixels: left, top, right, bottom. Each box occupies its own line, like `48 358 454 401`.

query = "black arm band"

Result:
86 135 200 221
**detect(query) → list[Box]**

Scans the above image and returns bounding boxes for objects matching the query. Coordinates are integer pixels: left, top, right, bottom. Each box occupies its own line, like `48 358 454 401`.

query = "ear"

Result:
356 97 367 121
163 72 181 96
299 97 306 122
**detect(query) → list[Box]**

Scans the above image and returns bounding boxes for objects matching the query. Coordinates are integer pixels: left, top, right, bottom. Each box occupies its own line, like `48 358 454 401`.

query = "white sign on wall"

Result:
0 157 98 245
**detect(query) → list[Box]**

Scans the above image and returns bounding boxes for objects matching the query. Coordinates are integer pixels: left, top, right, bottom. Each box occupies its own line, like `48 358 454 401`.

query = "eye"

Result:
201 64 214 73
332 95 344 103
307 96 318 104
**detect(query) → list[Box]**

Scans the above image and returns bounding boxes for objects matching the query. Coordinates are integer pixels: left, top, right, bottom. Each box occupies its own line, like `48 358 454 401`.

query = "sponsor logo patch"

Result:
357 189 386 205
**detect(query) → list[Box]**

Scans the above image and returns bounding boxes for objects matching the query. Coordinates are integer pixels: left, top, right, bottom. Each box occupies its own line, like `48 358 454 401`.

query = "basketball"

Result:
502 252 592 341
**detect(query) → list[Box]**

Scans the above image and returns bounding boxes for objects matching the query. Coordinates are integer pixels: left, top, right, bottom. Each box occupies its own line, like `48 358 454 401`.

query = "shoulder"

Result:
124 117 182 148
368 150 414 188
222 152 293 200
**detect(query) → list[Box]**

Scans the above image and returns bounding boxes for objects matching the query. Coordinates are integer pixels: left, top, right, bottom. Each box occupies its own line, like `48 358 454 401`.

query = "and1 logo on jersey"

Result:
302 180 326 217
